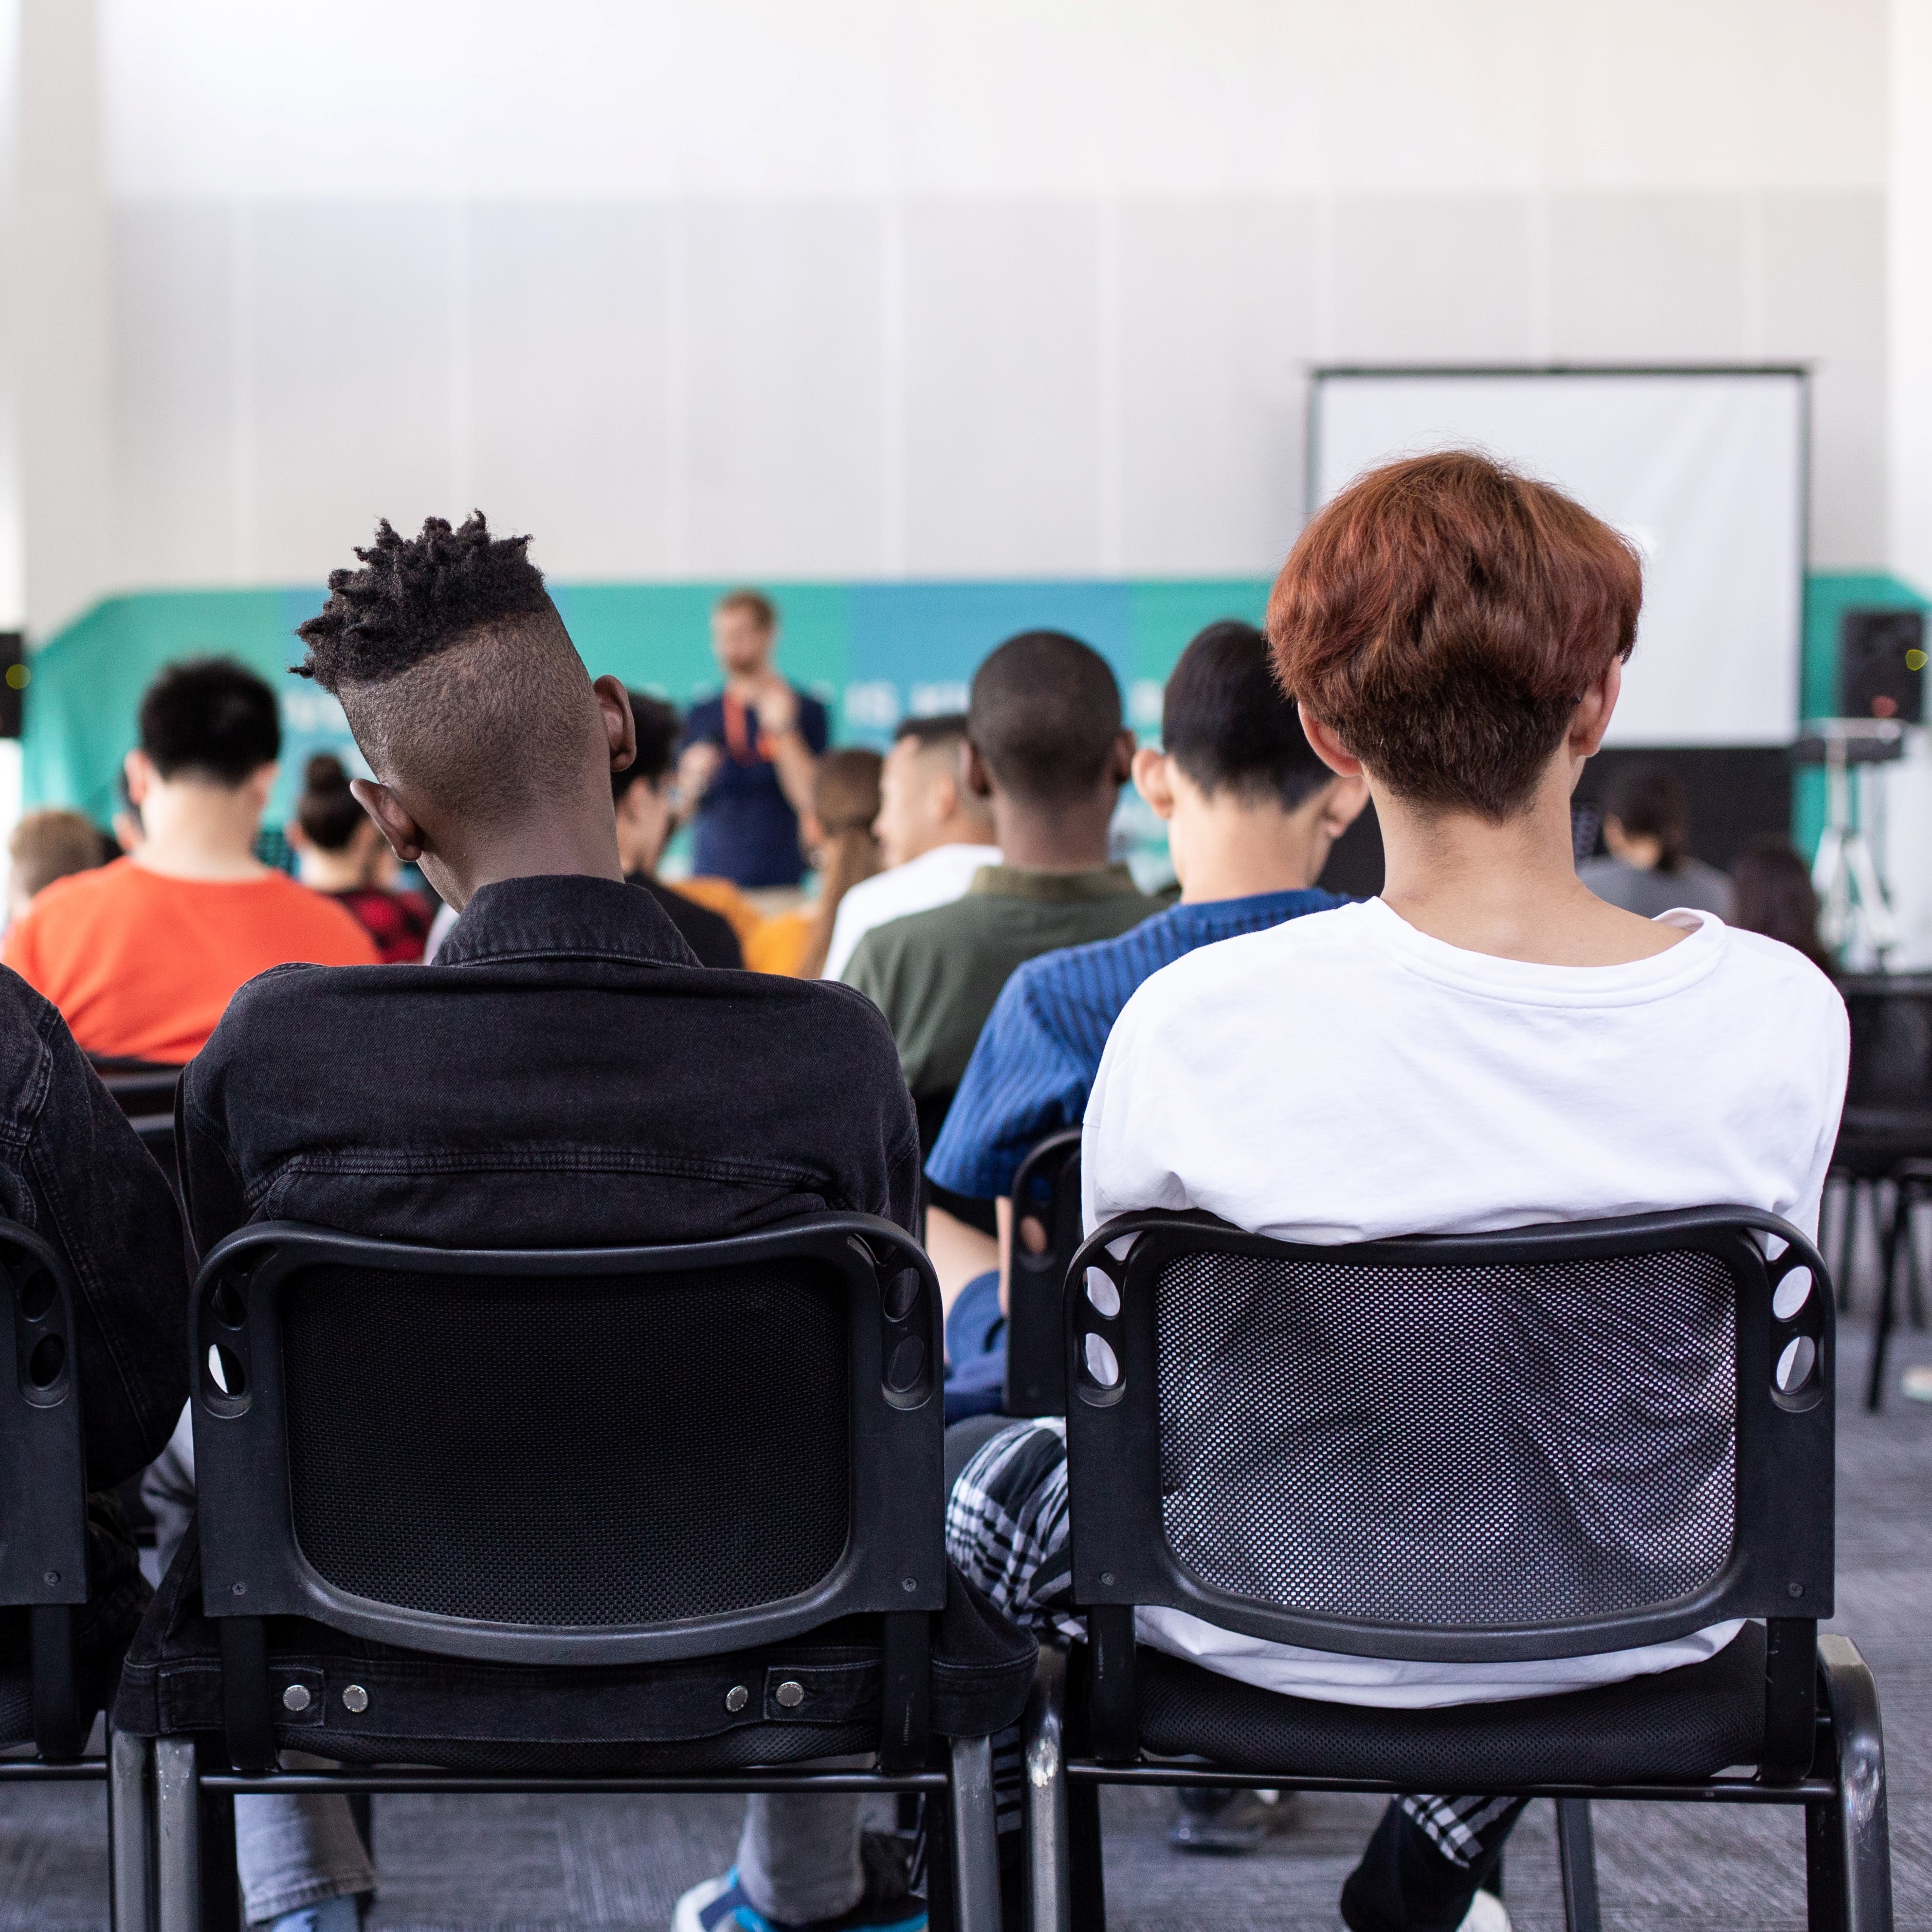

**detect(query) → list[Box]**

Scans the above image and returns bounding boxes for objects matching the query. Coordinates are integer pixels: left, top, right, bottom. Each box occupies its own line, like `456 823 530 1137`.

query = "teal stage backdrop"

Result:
20 571 1930 855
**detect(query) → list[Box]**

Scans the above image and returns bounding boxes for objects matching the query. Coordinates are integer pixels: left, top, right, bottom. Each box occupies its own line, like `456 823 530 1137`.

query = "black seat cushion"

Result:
1131 1621 1767 1787
113 1528 1035 1774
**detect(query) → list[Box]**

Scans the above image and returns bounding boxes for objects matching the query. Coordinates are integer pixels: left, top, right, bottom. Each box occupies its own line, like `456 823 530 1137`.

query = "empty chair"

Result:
1022 1207 1890 1932
116 1213 1033 1932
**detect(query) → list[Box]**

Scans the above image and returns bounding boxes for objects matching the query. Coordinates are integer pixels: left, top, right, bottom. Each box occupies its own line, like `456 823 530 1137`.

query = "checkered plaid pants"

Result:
945 1417 1526 1873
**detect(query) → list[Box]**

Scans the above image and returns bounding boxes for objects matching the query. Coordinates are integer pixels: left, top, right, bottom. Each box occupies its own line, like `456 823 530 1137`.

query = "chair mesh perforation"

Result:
1154 1247 1737 1629
280 1261 850 1627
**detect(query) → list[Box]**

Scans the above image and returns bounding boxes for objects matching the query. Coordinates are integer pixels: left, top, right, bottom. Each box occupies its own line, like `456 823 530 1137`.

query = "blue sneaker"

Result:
671 1852 926 1932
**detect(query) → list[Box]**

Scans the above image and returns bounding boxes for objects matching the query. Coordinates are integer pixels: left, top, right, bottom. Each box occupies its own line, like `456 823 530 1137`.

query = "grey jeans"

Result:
144 1408 378 1926
735 1780 869 1923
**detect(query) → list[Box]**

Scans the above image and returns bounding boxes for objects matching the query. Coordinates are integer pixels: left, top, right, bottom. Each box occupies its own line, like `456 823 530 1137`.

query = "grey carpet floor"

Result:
0 1317 1924 1929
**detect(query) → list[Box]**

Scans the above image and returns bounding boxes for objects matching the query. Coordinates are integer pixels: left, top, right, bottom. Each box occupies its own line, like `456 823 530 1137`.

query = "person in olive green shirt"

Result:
842 629 1154 1284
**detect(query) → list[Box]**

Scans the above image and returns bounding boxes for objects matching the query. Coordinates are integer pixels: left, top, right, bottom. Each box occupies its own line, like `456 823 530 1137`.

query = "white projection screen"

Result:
1308 370 1808 746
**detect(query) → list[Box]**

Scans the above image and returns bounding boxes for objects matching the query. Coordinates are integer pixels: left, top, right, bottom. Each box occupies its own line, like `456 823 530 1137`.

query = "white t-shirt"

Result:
825 843 1001 981
1083 898 1848 1708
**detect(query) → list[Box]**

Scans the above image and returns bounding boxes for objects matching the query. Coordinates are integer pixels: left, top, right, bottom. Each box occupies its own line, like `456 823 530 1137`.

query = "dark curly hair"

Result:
295 513 603 824
294 513 553 690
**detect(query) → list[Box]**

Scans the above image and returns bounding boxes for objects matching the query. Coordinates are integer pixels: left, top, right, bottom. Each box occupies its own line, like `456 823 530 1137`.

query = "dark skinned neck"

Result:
437 819 626 912
987 791 1120 873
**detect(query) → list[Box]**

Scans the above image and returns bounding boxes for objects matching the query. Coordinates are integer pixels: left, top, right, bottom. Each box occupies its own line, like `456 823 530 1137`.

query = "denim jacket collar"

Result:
436 873 697 970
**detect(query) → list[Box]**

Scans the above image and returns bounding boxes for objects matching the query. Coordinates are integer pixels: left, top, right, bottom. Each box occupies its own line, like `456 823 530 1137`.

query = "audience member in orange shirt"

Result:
4 659 378 1063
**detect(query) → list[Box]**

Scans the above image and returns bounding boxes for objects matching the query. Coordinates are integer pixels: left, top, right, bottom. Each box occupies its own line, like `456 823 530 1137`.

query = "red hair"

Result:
1268 451 1642 819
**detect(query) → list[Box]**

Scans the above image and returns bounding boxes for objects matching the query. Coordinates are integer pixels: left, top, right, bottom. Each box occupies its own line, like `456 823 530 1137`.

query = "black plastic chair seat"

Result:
115 1534 1036 1777
1131 1622 1766 1789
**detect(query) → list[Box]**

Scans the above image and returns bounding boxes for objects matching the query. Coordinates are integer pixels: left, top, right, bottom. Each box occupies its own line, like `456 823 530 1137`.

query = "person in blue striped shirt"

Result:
929 618 1368 1400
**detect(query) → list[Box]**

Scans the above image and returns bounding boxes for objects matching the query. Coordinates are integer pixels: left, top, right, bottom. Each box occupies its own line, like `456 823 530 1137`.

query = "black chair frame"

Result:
136 1214 1000 1932
1018 1207 1891 1932
1867 1157 1932 1410
0 1223 147 1925
1003 1127 1082 1418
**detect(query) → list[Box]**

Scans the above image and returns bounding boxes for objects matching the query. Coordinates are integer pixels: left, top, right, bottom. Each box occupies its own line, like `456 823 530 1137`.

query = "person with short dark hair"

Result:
842 631 1155 1288
926 621 1365 1391
822 715 1000 980
3 657 377 1061
678 589 828 888
1730 836 1831 973
288 753 435 962
612 691 743 968
170 514 920 1932
7 808 104 921
1578 762 1733 918
945 452 1848 1932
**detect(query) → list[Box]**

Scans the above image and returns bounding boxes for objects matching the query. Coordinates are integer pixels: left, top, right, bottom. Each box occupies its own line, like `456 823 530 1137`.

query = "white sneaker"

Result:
1458 1892 1511 1932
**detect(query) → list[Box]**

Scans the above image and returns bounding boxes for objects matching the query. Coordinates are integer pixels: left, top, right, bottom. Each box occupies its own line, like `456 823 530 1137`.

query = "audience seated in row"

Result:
929 618 1367 1415
819 713 1000 981
773 450 1850 1932
1578 761 1733 920
3 659 378 1063
841 631 1156 1286
1731 834 1833 973
6 808 105 924
744 747 885 977
288 753 435 962
0 971 187 1701
613 691 745 968
157 512 922 1932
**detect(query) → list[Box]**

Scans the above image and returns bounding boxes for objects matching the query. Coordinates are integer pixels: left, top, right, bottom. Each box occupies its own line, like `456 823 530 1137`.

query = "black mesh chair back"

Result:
1066 1209 1830 1668
1004 1128 1083 1417
1835 973 1932 1169
1021 1209 1891 1932
194 1215 945 1672
0 1223 93 1762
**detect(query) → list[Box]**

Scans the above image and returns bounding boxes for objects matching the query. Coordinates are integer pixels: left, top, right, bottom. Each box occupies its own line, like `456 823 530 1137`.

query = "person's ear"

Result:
284 819 309 853
1106 729 1137 786
1132 746 1178 823
1568 659 1621 760
962 740 994 800
245 763 278 814
593 676 637 775
1318 773 1371 837
350 778 427 866
1298 706 1364 780
123 749 153 808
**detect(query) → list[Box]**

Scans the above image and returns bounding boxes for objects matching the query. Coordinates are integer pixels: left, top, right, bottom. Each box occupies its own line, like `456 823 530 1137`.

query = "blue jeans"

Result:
943 1269 1006 1423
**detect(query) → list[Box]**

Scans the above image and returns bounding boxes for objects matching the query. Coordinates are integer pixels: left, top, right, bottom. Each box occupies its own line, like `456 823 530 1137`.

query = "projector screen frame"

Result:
1305 364 1812 749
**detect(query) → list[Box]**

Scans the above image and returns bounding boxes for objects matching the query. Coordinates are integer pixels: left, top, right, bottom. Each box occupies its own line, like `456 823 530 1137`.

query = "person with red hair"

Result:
943 451 1849 1931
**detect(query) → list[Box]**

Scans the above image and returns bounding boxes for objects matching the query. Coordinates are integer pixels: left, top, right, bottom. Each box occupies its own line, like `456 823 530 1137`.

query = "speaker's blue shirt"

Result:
683 687 830 888
926 886 1350 1202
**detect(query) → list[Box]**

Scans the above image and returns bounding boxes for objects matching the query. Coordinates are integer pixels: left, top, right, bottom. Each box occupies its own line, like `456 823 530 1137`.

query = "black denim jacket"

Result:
0 971 187 1486
177 873 922 1259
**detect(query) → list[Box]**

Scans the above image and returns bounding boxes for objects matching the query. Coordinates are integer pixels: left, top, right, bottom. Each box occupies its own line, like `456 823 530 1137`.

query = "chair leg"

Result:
1905 1195 1928 1331
1555 1799 1602 1932
1867 1199 1903 1413
1808 1635 1893 1932
1067 1780 1104 1932
1831 1177 1854 1312
154 1739 201 1932
1022 1651 1072 1932
109 1729 155 1932
949 1735 1001 1932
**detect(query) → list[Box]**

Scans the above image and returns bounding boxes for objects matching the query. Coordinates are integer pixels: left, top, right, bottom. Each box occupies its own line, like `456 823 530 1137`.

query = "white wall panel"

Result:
1761 191 1888 570
112 204 233 585
1331 196 1536 363
900 201 1099 575
1117 198 1315 575
244 205 453 581
465 204 671 580
1547 194 1751 361
682 203 886 577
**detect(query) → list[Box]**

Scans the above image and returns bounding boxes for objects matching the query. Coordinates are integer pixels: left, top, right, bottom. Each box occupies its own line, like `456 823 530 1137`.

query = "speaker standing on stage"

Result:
678 589 828 889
